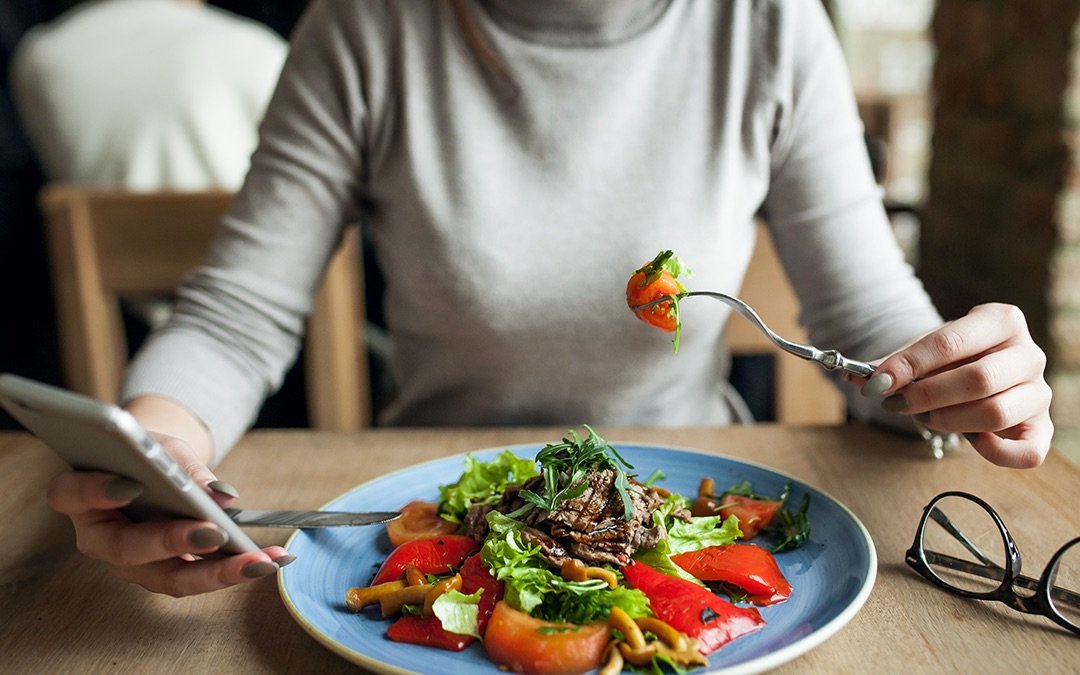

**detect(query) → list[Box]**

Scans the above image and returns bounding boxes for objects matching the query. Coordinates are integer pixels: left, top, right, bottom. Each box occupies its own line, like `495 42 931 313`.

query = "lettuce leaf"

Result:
480 512 650 624
632 494 743 584
431 589 483 637
438 451 539 524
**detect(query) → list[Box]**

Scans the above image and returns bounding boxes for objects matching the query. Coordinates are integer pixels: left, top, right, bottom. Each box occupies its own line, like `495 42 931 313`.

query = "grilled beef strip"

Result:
464 469 688 567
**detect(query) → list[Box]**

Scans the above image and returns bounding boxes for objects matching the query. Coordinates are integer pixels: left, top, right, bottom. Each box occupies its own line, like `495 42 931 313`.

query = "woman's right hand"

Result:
44 432 291 597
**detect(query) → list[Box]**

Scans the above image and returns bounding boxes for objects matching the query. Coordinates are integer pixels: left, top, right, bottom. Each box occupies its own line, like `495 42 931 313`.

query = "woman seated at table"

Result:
45 0 1052 597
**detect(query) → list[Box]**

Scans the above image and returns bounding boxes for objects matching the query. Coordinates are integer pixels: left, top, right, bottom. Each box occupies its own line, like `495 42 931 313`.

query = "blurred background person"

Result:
2 0 305 427
8 0 288 190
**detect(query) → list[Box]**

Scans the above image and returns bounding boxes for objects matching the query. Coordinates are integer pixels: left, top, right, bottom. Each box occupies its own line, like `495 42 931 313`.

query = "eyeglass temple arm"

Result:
922 550 1080 610
930 507 997 566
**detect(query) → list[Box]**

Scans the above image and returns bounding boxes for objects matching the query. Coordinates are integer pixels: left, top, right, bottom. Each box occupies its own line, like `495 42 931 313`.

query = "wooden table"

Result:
2 425 1078 673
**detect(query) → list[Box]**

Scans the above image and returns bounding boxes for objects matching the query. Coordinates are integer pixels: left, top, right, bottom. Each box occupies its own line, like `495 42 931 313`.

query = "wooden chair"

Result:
38 184 369 431
727 223 846 425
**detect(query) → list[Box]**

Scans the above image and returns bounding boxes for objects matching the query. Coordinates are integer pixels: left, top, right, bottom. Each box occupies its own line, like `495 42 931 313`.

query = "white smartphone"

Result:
0 373 260 555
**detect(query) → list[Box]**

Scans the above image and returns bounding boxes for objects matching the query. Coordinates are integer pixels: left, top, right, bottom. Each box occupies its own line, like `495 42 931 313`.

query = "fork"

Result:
633 290 963 458
634 291 877 378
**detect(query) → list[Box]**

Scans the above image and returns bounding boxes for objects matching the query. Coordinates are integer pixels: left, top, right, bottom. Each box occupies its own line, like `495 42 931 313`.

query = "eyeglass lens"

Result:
1048 540 1079 629
921 495 1008 594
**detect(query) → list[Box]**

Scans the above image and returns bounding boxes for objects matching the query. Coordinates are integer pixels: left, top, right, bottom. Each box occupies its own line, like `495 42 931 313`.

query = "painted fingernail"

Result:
964 433 979 445
188 527 229 550
274 555 297 568
104 477 144 502
242 561 280 578
881 393 907 413
862 372 894 397
208 480 240 499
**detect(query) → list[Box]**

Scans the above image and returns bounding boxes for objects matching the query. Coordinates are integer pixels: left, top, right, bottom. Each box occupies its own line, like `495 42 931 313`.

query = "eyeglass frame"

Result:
904 490 1080 636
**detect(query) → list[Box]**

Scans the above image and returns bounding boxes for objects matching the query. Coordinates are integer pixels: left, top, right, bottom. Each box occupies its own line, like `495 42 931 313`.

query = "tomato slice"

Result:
386 500 459 547
483 602 609 675
621 560 764 654
370 535 480 586
670 544 792 606
691 494 783 540
386 614 475 651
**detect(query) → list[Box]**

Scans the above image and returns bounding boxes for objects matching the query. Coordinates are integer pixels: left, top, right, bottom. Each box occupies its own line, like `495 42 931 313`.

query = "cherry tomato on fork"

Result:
626 250 690 332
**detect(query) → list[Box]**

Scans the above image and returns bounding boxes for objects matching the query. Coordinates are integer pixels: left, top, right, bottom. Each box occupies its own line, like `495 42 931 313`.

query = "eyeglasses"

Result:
905 491 1079 636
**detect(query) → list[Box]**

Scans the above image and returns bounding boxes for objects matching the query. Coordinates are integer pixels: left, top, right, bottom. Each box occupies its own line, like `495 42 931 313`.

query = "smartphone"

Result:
0 373 259 555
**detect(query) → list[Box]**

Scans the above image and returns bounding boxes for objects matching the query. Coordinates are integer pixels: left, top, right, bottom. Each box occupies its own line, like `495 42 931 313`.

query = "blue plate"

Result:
279 443 876 674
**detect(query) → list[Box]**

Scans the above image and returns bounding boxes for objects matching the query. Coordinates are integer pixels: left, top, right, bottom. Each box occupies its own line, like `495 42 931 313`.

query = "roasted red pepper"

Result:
371 535 480 586
670 544 792 606
383 553 502 652
621 560 764 654
458 553 503 634
387 614 474 651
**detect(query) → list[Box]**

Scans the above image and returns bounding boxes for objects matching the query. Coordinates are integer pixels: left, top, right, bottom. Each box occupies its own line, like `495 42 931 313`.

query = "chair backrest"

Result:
727 222 846 425
38 183 369 431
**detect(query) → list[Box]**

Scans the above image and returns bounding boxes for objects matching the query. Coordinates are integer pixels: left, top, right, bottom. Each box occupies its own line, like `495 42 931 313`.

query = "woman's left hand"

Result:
861 303 1053 468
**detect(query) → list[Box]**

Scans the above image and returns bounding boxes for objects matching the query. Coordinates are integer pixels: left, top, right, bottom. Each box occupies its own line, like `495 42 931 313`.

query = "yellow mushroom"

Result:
344 581 406 612
422 574 463 616
617 640 659 667
403 564 427 587
560 558 618 589
606 606 646 650
654 640 708 668
598 639 625 675
634 616 689 652
378 584 430 618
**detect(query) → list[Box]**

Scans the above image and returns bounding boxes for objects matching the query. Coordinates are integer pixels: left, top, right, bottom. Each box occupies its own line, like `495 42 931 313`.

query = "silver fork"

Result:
634 291 877 377
634 290 962 458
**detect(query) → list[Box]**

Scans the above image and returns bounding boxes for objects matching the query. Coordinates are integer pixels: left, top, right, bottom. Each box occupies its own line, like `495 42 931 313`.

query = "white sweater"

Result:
121 0 942 462
10 0 287 190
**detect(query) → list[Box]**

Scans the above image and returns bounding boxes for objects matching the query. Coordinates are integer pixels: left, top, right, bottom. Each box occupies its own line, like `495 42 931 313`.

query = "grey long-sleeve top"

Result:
122 0 942 464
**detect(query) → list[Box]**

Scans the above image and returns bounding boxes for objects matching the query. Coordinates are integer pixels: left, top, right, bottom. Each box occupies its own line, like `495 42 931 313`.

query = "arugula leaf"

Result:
717 480 813 552
764 491 811 553
638 250 693 291
438 450 539 524
508 426 636 521
636 250 694 353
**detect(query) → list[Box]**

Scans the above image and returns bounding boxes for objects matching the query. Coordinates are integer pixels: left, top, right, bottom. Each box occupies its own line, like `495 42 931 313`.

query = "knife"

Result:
224 508 400 528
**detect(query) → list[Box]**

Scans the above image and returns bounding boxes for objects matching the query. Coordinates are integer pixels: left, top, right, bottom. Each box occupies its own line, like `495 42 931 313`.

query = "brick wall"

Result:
923 0 1080 464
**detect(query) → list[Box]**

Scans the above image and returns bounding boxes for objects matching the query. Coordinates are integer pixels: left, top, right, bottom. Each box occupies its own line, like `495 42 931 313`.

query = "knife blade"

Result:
224 508 400 528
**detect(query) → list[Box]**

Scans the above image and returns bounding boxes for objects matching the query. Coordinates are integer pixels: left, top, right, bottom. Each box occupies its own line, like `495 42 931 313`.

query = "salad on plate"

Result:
344 427 810 675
